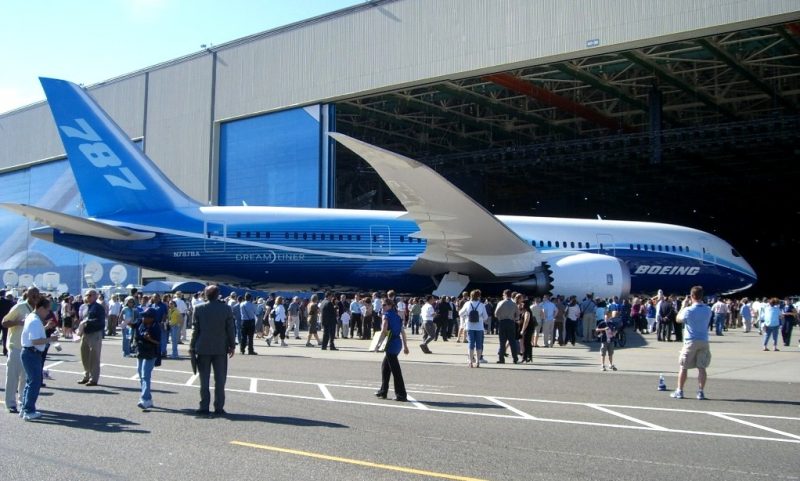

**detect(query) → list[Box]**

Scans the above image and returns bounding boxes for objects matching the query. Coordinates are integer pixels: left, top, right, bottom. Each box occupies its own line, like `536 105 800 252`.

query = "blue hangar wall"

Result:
219 104 336 208
0 104 335 294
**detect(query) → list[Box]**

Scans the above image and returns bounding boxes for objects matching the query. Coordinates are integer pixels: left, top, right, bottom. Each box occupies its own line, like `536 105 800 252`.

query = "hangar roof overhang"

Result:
335 22 800 175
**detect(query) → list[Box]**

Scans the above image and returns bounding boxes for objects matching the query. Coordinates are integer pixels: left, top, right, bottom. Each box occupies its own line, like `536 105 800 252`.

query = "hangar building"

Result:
0 0 798 295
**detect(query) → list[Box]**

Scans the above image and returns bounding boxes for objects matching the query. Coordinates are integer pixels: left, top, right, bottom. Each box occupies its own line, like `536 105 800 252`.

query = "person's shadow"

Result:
33 411 150 434
157 407 347 428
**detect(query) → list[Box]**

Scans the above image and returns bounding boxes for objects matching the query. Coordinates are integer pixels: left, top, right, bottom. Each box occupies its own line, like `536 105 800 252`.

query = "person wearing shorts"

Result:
595 317 618 371
671 286 712 400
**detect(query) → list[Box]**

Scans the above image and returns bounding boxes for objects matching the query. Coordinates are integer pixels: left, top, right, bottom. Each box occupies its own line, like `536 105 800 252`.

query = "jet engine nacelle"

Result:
513 253 631 299
549 253 631 299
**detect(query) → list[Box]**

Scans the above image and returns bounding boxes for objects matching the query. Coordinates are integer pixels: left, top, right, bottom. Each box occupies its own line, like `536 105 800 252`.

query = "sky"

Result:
0 0 363 114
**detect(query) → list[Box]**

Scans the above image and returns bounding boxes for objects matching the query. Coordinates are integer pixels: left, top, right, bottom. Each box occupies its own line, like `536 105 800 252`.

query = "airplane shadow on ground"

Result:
33 411 150 434
154 407 348 428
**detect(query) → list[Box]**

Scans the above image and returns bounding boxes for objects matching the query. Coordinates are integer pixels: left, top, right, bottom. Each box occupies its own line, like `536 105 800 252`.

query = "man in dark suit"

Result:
189 285 235 416
319 292 338 351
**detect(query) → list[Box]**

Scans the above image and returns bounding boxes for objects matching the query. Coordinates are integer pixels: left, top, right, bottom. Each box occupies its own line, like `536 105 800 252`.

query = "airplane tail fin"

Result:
39 78 200 218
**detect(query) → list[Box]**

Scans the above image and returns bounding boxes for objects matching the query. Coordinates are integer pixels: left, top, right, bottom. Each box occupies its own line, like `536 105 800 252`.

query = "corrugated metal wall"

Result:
144 56 214 203
1 0 797 197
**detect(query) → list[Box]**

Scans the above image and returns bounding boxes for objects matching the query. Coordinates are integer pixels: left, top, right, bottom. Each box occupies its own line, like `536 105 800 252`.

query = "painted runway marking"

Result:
230 441 491 481
406 394 430 410
587 403 667 431
250 378 259 393
6 362 799 444
44 361 64 369
318 384 334 401
486 396 536 420
709 412 800 441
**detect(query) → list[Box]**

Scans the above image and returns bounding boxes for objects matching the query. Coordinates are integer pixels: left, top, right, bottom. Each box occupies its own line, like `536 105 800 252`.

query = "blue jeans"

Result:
137 357 156 403
21 348 43 414
714 313 726 335
467 329 484 351
159 325 168 355
763 325 780 347
122 326 131 356
170 325 181 357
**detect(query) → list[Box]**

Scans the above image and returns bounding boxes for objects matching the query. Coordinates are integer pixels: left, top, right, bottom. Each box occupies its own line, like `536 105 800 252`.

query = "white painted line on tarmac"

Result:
587 403 667 431
406 394 429 410
486 396 536 420
129 374 140 380
185 374 199 386
709 412 800 441
44 361 64 369
318 384 334 401
250 378 259 393
7 363 800 445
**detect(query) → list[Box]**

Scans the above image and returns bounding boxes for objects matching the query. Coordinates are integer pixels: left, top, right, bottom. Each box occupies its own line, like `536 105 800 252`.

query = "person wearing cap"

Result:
135 308 161 409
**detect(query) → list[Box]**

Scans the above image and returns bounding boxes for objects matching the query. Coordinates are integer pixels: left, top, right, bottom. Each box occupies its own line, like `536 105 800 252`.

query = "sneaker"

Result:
8 406 18 414
43 370 53 380
266 338 272 347
696 390 706 400
23 411 42 421
305 342 313 347
670 389 684 399
610 365 617 371
601 365 607 371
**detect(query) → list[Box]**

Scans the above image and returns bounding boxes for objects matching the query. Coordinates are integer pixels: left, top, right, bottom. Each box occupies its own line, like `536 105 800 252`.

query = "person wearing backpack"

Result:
459 290 488 368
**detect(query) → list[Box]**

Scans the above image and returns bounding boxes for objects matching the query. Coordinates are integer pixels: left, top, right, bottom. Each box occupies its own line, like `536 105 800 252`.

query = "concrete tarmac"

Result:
1 326 798 481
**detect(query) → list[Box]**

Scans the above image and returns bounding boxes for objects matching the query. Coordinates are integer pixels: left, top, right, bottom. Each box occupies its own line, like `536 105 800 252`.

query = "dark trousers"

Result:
1 326 7 356
522 327 534 361
497 319 518 362
273 321 286 340
197 354 227 411
350 313 361 337
361 316 372 340
240 320 255 353
658 319 673 341
379 352 406 398
435 318 448 340
565 319 578 346
553 320 565 345
321 322 337 349
781 321 794 346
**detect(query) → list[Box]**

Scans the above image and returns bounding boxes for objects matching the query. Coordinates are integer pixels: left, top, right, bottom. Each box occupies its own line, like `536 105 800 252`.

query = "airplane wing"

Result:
330 133 537 277
0 203 155 241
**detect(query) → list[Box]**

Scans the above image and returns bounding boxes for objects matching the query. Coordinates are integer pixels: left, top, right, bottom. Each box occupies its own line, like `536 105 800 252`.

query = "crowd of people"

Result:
2 284 798 420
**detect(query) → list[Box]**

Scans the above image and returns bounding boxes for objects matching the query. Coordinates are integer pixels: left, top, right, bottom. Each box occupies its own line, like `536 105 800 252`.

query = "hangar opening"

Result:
333 23 800 295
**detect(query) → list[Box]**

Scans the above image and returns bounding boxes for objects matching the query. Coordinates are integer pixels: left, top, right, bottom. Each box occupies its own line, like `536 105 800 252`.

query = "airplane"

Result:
0 78 757 298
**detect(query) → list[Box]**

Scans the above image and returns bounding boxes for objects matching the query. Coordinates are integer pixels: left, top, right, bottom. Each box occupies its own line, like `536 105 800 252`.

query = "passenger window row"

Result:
531 240 592 249
629 244 689 253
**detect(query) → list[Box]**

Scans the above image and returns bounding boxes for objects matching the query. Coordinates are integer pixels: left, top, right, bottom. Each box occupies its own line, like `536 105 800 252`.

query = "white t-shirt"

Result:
21 312 46 351
458 301 487 331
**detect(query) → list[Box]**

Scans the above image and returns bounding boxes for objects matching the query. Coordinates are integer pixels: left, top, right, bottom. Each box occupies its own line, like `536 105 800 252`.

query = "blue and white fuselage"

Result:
3 78 756 298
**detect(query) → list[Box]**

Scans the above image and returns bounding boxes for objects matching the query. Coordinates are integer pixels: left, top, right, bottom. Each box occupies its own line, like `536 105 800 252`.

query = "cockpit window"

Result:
731 248 742 258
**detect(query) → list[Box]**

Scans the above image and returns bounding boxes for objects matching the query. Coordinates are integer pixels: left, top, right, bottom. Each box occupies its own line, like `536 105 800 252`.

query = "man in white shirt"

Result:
2 288 39 413
173 292 189 341
419 295 436 353
540 295 557 348
107 295 122 336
